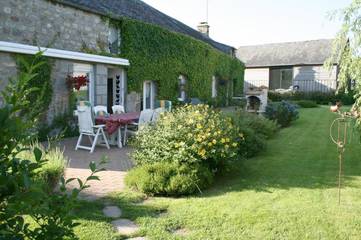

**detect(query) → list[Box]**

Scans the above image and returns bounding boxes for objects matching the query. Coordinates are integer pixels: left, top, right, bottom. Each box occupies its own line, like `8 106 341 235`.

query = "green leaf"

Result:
86 175 100 181
77 178 83 188
89 161 96 172
33 147 42 162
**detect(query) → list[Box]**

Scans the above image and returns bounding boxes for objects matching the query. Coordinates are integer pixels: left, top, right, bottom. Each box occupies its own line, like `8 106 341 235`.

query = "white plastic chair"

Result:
93 105 108 116
124 109 154 144
112 105 125 114
152 107 165 122
75 105 110 153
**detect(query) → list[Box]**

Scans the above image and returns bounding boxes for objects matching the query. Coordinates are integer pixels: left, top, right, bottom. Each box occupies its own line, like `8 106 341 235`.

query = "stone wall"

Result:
47 59 73 122
0 53 17 104
0 0 109 52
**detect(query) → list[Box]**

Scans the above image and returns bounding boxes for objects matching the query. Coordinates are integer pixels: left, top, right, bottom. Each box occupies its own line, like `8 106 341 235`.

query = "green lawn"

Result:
75 106 361 239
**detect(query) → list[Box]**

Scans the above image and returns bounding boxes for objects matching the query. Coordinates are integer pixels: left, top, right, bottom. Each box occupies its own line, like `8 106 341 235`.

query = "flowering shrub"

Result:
128 105 242 195
132 104 241 171
264 101 299 127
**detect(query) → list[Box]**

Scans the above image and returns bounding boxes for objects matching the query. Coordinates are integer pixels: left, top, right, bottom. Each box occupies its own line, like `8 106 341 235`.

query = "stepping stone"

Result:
111 219 139 235
103 206 122 218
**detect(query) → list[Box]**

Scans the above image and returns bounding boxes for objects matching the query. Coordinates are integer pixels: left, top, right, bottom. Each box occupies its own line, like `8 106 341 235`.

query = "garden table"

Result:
95 112 140 148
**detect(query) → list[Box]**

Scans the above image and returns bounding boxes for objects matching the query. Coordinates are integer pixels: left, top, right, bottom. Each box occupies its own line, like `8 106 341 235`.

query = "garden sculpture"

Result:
329 103 358 204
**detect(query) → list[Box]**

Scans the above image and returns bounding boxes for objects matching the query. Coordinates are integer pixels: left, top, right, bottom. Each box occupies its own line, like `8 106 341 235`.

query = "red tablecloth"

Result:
95 112 140 135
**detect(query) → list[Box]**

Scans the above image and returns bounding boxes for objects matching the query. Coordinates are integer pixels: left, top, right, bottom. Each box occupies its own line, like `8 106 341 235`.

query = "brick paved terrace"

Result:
55 137 134 201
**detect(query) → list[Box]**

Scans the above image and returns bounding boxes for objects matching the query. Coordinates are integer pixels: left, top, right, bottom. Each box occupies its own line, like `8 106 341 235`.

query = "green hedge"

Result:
268 91 355 105
109 18 244 105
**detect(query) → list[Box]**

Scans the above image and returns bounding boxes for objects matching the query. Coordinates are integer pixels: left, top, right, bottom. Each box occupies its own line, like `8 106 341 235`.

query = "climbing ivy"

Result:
108 18 244 105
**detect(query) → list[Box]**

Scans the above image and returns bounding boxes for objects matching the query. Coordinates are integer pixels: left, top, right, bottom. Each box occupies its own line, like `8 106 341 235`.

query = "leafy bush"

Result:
268 91 355 105
129 104 241 195
37 113 79 141
229 111 278 158
264 101 299 127
18 143 67 190
132 104 240 171
125 162 213 196
295 100 318 108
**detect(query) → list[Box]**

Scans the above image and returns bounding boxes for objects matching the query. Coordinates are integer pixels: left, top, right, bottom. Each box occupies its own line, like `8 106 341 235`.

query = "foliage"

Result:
0 51 105 239
264 101 299 127
229 110 278 157
125 162 213 196
268 91 355 105
295 100 318 108
103 18 245 106
129 105 241 195
18 142 66 191
326 0 361 130
15 54 53 119
37 112 79 142
132 105 241 171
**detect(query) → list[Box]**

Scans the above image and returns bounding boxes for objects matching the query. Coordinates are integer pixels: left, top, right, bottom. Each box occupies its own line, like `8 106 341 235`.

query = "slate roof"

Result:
53 0 234 54
236 39 335 67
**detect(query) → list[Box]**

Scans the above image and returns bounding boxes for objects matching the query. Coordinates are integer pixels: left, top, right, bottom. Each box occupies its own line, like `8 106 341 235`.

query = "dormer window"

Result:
108 26 120 54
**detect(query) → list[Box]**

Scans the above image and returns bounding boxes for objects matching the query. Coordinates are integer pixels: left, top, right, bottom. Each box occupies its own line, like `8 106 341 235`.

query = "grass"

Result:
75 106 361 239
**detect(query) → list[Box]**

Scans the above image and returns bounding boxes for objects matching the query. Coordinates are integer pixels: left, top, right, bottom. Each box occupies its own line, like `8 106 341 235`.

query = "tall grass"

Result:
18 142 67 190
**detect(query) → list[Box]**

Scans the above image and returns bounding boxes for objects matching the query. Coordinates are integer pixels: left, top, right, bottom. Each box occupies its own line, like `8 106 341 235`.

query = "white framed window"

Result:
108 26 120 54
143 81 156 109
73 63 95 105
212 76 217 98
178 75 187 102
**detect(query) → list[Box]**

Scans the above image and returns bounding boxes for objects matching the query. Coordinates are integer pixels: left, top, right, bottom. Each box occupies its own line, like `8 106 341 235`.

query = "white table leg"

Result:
117 127 123 148
123 124 127 146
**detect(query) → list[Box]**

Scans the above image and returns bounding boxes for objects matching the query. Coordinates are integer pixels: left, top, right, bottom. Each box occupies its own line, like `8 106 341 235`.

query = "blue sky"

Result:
142 0 352 48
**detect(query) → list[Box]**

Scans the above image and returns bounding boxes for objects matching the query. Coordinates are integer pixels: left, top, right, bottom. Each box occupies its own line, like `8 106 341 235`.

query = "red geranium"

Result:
66 75 89 91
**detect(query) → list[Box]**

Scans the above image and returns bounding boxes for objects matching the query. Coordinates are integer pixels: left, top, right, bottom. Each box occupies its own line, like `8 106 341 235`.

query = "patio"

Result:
56 137 134 201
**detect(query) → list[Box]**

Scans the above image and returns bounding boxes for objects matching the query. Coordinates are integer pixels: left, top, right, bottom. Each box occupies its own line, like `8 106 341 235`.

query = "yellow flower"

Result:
226 138 230 143
188 133 193 137
221 138 226 143
208 142 213 146
212 139 217 144
232 142 238 147
188 119 194 124
198 148 206 158
225 144 229 149
197 124 203 129
179 141 185 146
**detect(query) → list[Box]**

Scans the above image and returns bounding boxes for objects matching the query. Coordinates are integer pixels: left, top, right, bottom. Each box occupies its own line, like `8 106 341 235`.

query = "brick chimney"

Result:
197 22 210 37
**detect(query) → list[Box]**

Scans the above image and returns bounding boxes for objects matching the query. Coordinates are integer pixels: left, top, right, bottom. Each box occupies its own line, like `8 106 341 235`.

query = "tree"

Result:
326 0 361 128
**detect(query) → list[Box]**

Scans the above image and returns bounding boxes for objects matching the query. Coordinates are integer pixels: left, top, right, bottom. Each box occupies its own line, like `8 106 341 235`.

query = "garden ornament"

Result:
329 102 357 204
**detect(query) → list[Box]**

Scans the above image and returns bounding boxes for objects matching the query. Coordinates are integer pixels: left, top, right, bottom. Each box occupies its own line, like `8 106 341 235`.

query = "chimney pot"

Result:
197 22 210 37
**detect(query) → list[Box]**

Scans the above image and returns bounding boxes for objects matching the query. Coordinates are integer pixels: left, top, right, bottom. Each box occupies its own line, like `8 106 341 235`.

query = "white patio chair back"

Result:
75 105 110 153
93 105 108 116
152 107 165 122
77 106 94 134
139 109 154 125
112 105 125 114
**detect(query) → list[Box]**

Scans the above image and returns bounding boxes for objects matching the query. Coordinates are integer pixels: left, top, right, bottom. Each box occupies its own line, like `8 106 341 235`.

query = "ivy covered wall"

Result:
110 18 244 105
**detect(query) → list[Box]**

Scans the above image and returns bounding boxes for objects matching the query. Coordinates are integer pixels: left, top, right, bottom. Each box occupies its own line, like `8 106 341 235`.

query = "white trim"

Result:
0 41 129 66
